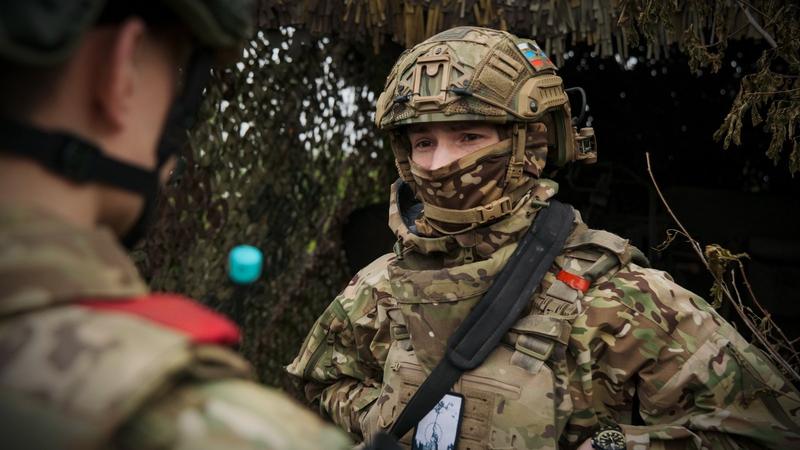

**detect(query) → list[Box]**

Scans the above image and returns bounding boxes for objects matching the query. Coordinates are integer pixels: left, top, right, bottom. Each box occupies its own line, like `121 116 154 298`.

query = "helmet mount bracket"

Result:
411 49 453 112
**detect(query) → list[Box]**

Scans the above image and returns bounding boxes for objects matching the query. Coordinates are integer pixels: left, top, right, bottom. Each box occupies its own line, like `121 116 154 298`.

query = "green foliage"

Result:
135 30 396 384
617 0 799 174
704 244 749 308
716 36 800 175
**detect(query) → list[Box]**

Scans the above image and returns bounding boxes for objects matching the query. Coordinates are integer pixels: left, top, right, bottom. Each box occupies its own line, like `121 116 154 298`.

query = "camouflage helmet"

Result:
0 0 254 66
375 26 597 179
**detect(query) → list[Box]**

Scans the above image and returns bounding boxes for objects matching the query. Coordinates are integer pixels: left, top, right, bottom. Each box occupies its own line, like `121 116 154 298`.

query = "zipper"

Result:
303 301 349 379
303 329 332 379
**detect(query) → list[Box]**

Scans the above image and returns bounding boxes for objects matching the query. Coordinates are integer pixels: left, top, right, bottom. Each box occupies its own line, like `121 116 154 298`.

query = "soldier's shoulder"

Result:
585 261 721 339
1 300 256 448
352 253 394 289
115 378 352 450
335 252 394 316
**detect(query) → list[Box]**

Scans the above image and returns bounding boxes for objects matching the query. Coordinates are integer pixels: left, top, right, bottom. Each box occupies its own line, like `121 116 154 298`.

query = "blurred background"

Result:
132 0 800 387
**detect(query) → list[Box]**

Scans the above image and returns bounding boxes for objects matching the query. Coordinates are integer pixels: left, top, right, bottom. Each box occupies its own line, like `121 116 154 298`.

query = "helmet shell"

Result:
375 26 566 130
0 0 254 66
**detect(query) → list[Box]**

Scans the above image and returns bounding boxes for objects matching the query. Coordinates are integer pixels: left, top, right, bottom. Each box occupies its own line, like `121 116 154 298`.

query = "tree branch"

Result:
738 0 778 48
645 152 800 383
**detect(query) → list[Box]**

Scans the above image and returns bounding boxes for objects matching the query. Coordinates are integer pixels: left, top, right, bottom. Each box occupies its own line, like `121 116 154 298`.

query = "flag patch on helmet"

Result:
516 41 554 71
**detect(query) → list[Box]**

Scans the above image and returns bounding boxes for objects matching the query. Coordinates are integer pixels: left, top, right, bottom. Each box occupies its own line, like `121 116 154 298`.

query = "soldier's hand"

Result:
576 437 594 450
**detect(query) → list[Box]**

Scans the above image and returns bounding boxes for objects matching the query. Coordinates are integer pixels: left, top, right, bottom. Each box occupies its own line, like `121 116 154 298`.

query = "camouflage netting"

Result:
136 1 799 384
135 29 397 384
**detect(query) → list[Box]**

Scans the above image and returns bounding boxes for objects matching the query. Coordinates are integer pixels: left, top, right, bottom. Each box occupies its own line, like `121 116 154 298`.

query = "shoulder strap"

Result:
388 200 575 440
0 118 158 197
563 228 650 272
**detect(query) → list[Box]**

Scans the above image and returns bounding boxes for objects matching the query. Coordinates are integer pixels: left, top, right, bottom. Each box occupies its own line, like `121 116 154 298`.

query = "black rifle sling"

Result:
388 200 574 440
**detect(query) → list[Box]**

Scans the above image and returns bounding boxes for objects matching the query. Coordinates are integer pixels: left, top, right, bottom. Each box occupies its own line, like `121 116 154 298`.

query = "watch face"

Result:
594 429 626 450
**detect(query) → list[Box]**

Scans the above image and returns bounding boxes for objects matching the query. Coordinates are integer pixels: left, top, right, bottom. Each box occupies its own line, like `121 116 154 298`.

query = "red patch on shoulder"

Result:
79 293 240 346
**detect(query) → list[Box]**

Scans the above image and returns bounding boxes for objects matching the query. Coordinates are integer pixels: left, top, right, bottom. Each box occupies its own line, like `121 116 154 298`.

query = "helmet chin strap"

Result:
0 49 213 249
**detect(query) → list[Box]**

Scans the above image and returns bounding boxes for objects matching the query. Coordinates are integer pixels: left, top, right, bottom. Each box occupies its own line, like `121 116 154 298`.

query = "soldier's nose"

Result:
430 145 458 170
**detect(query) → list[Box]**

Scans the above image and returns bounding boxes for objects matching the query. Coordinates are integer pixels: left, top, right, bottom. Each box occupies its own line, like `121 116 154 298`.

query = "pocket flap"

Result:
510 315 571 344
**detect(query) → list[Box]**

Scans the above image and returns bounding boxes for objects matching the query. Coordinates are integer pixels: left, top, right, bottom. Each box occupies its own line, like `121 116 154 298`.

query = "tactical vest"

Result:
364 224 648 450
0 294 252 450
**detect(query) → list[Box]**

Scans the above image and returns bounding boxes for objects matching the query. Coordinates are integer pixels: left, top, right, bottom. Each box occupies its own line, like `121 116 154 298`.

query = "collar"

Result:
388 178 560 262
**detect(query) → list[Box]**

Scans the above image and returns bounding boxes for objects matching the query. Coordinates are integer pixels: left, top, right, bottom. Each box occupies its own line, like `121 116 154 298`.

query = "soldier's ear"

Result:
92 18 146 132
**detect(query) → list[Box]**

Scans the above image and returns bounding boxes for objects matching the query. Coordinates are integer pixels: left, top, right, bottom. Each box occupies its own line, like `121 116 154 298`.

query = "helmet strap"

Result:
390 132 416 184
422 188 533 235
120 47 213 248
504 122 526 184
116 48 213 248
157 49 213 167
0 118 159 197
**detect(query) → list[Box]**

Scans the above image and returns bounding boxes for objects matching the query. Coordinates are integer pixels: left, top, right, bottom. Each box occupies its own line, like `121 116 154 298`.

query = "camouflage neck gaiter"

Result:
408 122 549 235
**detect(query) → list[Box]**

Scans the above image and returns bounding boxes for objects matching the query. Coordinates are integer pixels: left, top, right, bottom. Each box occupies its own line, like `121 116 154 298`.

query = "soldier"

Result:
287 26 800 449
0 2 352 449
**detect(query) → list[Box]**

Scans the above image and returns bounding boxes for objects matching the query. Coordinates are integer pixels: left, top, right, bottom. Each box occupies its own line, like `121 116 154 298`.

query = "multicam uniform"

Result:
0 206 351 450
288 180 800 449
288 26 800 449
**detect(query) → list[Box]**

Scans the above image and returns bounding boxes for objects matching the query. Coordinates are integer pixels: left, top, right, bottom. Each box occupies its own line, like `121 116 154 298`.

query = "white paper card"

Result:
411 393 464 450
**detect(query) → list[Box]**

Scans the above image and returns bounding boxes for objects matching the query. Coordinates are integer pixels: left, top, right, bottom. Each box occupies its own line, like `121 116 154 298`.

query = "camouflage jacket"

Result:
0 205 351 450
287 180 800 449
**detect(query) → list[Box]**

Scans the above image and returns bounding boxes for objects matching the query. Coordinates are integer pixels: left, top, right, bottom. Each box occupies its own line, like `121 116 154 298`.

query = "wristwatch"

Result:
591 423 626 450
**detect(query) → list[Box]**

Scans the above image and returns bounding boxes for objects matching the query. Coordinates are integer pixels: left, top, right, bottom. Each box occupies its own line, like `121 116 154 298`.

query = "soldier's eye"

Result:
462 133 482 143
414 139 434 150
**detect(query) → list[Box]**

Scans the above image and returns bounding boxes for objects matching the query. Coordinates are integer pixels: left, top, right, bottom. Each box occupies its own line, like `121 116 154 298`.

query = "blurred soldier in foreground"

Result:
288 27 800 449
0 2 350 449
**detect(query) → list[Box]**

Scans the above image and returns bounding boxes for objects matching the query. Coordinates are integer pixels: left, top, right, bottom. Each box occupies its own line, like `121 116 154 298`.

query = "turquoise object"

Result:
228 245 263 284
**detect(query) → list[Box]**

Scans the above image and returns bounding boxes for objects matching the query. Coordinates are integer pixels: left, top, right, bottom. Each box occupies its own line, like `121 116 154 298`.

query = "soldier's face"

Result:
408 122 500 170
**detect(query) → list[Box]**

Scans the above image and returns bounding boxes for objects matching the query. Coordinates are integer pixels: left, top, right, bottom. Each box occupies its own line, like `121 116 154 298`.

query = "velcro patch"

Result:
516 41 556 72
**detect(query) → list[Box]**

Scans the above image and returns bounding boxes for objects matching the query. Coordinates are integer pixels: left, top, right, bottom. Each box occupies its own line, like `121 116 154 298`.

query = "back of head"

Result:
0 0 254 246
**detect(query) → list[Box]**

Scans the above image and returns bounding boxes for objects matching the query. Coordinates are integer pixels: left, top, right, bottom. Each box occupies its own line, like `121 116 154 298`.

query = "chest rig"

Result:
365 213 648 450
